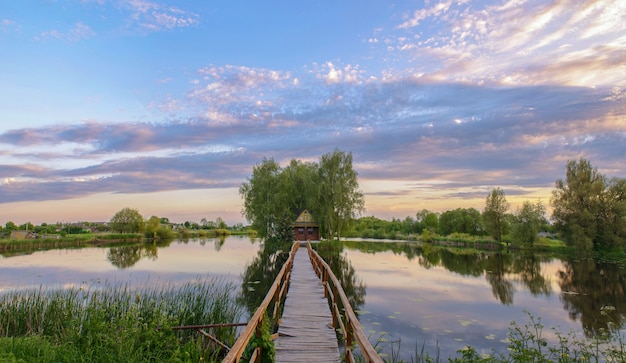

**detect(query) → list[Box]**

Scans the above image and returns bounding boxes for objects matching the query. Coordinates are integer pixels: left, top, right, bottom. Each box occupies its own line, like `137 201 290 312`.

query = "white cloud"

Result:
122 0 200 32
316 62 365 85
36 22 95 42
386 0 626 87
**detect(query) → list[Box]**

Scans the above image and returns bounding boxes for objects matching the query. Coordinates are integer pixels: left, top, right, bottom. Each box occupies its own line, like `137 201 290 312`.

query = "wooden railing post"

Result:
254 314 263 363
221 242 299 363
306 243 383 363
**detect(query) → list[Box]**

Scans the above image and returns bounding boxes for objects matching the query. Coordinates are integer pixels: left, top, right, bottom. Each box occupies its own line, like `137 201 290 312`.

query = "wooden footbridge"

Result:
222 241 382 363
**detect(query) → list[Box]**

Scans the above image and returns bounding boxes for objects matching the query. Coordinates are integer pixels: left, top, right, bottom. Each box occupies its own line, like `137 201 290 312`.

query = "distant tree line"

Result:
1 208 247 242
239 153 625 253
4 157 624 253
346 158 625 253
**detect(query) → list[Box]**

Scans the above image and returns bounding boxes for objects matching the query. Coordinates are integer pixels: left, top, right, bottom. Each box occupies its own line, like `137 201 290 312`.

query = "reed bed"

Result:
0 277 242 362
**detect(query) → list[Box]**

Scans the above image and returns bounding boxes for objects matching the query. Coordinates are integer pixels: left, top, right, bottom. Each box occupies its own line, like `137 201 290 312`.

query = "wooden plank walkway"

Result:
275 246 341 363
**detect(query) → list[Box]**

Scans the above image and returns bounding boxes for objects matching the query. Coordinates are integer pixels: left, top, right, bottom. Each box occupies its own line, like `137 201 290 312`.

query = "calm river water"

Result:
1 236 624 360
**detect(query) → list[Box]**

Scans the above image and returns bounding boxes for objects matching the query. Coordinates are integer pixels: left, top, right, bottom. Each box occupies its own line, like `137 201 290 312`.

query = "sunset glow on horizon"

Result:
1 0 624 225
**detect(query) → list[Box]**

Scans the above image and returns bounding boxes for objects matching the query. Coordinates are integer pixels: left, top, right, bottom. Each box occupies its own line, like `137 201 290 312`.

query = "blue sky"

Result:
1 0 625 225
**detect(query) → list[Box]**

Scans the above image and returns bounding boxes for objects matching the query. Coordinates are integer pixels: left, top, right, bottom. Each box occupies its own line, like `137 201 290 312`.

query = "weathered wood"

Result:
222 242 299 363
307 243 383 363
275 247 341 363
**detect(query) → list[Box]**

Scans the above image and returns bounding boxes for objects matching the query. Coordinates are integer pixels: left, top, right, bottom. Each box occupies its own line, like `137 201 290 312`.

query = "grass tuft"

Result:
0 277 242 363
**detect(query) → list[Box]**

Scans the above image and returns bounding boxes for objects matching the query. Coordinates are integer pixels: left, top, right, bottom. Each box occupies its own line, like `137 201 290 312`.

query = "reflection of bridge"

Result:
223 241 382 363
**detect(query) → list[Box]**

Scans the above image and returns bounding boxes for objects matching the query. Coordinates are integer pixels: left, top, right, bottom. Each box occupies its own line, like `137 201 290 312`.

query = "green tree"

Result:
483 187 509 242
551 158 626 251
316 150 365 239
239 150 364 239
438 208 483 236
416 209 439 232
144 215 174 241
19 222 34 231
109 207 145 234
4 221 17 231
215 217 228 230
145 216 161 238
280 159 319 215
239 158 285 238
511 200 546 248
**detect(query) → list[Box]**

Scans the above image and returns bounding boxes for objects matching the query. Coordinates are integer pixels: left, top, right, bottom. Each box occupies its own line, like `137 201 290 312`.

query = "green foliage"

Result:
275 213 295 243
109 207 145 234
239 149 364 239
421 228 434 243
416 209 439 233
510 200 547 248
243 314 275 363
551 158 626 252
144 215 175 241
438 208 483 236
379 309 626 363
0 278 242 363
483 188 510 242
317 149 365 238
4 221 17 232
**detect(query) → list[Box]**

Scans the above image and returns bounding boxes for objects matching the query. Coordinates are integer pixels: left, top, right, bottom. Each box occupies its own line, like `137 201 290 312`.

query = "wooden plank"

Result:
275 247 341 363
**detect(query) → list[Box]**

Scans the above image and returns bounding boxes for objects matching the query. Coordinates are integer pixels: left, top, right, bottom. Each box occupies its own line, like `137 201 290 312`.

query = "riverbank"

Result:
0 278 241 363
0 233 143 256
0 229 257 257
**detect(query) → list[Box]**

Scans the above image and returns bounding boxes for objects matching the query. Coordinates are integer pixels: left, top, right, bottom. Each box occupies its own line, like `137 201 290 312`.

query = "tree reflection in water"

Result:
237 240 367 322
558 259 626 336
238 239 293 318
106 240 170 269
344 241 556 306
343 240 626 336
313 241 366 315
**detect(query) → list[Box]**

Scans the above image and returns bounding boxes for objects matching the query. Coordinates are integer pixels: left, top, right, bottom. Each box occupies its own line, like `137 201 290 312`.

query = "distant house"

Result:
10 230 37 240
293 209 320 241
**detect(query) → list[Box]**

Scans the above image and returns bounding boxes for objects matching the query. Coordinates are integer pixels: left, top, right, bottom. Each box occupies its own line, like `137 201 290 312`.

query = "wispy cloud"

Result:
1 0 624 220
121 0 200 32
388 0 626 87
1 18 20 33
1 66 624 205
35 22 95 42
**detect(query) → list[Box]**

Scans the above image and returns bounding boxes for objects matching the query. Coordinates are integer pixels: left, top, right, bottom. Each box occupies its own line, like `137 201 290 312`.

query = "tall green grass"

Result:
0 277 242 362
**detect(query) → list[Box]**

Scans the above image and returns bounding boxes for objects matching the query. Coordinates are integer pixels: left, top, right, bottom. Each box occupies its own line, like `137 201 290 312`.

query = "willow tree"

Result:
239 150 364 239
239 158 285 238
316 150 364 239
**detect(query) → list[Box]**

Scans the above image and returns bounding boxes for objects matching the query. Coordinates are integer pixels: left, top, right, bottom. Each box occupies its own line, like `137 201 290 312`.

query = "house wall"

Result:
294 226 319 241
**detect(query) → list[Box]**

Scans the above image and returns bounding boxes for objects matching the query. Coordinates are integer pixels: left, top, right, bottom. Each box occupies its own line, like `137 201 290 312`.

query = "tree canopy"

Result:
109 207 145 234
551 158 626 251
239 149 364 239
483 187 510 242
511 200 546 248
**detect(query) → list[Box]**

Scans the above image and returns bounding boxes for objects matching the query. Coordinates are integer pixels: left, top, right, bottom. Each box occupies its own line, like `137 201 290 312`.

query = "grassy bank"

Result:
0 278 242 362
0 234 143 256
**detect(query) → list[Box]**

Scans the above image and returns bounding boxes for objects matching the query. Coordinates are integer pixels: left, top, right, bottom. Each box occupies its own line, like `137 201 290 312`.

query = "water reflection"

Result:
558 259 626 336
237 240 367 323
313 242 366 314
238 240 293 318
342 241 626 342
0 237 262 293
345 241 555 305
2 237 625 360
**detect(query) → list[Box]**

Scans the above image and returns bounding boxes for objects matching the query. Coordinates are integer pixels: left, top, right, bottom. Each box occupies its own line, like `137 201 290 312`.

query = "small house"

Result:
10 230 37 240
293 209 320 241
